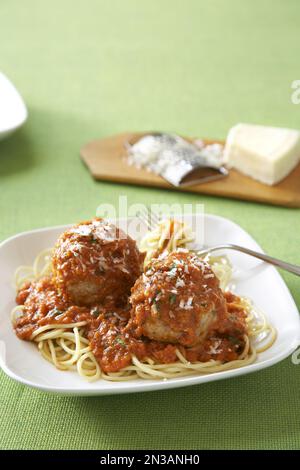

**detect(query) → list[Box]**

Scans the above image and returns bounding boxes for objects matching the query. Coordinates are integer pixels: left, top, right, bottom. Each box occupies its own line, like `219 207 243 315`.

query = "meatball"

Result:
52 218 144 306
130 250 227 347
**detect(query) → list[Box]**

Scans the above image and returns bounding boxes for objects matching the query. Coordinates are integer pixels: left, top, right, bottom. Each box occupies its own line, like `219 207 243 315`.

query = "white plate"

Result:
0 72 28 140
0 214 299 395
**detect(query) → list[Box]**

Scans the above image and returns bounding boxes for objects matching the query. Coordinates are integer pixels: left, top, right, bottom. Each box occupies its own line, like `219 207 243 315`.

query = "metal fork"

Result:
137 209 300 277
196 244 300 276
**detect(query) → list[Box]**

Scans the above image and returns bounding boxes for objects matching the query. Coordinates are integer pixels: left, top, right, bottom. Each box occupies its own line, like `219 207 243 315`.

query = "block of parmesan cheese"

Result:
224 123 300 185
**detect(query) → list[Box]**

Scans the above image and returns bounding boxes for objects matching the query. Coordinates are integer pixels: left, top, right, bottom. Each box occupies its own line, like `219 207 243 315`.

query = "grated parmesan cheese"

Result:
126 133 225 187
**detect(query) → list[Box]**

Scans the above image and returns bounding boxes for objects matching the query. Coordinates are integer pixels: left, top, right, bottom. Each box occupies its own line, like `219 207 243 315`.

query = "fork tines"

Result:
136 206 160 231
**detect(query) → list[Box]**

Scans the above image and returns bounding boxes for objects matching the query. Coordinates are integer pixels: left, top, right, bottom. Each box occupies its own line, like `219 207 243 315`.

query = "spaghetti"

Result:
11 219 276 382
140 218 194 267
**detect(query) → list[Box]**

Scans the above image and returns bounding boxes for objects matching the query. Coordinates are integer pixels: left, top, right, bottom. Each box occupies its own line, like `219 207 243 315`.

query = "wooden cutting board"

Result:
80 132 300 208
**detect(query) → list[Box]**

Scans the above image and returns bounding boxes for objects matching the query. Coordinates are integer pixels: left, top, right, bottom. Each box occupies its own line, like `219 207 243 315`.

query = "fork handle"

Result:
198 244 300 277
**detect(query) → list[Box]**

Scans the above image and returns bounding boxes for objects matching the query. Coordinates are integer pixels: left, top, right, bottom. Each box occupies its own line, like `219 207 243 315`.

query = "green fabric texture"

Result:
1 0 300 450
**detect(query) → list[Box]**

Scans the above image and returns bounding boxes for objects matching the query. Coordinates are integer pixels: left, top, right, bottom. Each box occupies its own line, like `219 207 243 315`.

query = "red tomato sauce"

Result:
15 279 247 373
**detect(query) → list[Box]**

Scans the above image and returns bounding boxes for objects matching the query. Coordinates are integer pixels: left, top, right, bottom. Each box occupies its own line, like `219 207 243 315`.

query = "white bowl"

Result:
0 72 28 140
0 214 299 395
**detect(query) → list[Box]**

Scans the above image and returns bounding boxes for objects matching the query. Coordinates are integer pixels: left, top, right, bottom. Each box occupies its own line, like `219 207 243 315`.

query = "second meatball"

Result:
130 250 227 346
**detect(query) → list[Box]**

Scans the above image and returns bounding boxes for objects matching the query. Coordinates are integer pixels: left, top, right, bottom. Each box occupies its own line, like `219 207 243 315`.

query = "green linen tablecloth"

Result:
1 0 300 450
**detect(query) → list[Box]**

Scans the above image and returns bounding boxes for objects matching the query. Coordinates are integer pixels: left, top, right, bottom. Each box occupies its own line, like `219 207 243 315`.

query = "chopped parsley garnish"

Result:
152 299 160 313
91 307 101 318
152 290 162 313
228 335 241 346
49 308 63 317
169 293 177 304
88 233 98 243
169 263 177 270
154 289 161 299
114 337 126 346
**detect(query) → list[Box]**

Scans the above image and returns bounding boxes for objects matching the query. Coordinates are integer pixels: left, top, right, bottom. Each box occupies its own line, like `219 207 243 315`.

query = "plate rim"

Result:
0 71 28 136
